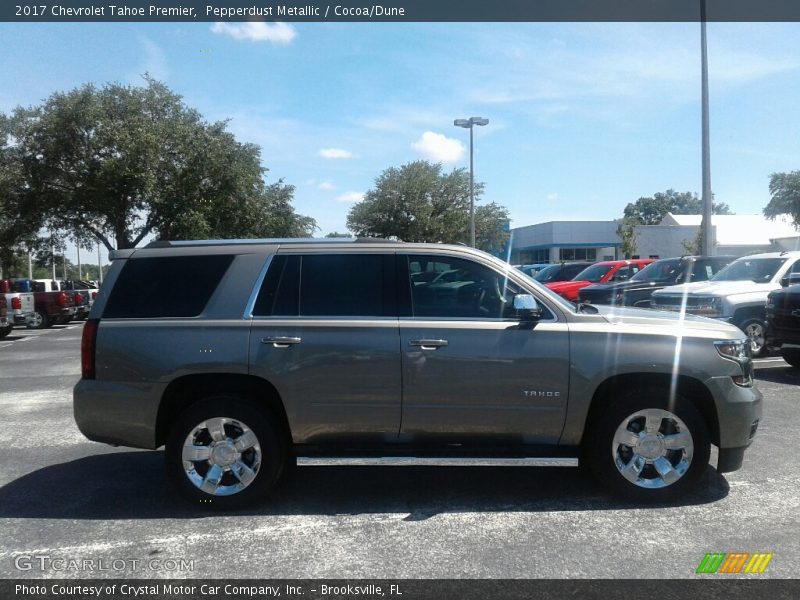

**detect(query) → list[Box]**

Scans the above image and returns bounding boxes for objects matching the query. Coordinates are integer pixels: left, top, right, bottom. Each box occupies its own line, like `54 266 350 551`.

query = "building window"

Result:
520 249 549 264
559 247 597 261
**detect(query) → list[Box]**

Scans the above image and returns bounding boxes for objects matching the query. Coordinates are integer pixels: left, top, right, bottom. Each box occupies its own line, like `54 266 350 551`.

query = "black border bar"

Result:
4 580 800 600
4 0 800 23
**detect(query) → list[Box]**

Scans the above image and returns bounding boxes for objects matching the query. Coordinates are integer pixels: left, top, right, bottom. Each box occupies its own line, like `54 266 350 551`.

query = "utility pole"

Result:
28 250 33 279
77 242 82 280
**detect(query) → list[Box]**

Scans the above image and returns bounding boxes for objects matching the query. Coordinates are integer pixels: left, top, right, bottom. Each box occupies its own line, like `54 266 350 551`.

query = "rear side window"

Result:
253 254 394 317
103 255 234 318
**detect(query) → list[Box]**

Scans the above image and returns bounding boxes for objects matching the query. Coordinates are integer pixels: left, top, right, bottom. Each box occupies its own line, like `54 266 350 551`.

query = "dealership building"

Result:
509 213 799 264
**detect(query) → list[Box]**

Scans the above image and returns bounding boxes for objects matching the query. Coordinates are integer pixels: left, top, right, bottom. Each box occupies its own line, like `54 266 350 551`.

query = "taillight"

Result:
81 319 99 379
11 297 21 310
57 292 68 306
0 280 9 293
92 291 97 299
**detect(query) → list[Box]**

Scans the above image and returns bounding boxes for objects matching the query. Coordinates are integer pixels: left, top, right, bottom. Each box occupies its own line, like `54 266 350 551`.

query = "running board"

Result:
296 457 579 467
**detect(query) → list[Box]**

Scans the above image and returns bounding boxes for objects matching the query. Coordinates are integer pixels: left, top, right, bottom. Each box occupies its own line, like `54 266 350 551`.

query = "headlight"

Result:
695 296 723 316
715 340 750 361
714 339 753 387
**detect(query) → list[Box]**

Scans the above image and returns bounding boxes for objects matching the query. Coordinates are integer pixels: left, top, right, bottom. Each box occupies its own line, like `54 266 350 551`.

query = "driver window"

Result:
406 255 527 319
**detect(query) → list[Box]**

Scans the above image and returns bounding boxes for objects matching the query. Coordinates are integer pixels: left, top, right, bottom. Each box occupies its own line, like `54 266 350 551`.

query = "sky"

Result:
1 20 800 265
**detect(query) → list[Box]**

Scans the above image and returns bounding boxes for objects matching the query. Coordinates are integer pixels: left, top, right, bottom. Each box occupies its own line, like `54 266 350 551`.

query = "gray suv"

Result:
74 239 761 508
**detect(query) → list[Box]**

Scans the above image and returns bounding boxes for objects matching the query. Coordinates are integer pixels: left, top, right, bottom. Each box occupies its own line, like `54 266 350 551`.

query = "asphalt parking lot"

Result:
0 323 798 579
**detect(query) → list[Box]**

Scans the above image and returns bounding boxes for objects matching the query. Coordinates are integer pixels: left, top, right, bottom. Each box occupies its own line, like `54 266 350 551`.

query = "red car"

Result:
546 259 655 302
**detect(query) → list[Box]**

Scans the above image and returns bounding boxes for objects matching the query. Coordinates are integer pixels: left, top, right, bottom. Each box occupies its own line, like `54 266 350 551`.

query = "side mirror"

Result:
781 273 800 287
514 294 542 321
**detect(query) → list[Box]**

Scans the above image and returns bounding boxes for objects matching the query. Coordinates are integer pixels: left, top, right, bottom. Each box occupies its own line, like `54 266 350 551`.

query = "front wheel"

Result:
584 388 710 503
0 324 12 338
738 318 767 357
165 396 287 509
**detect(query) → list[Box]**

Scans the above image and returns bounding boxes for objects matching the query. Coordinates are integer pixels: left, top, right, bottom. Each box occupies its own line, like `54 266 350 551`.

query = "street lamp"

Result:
454 116 489 248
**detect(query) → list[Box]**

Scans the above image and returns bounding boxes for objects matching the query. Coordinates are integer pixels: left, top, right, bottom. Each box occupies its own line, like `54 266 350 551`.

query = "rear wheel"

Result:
27 310 52 329
584 387 710 503
781 348 800 368
165 395 287 509
0 324 12 338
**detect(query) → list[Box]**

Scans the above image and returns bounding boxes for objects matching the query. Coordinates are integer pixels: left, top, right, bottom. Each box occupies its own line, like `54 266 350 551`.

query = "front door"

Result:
398 254 570 445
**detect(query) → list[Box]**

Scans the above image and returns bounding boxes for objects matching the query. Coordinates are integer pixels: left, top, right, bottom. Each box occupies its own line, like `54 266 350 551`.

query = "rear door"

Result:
248 252 402 444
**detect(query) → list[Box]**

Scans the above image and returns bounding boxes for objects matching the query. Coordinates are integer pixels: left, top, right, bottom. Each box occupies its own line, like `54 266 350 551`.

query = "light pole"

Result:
454 116 489 247
700 0 713 255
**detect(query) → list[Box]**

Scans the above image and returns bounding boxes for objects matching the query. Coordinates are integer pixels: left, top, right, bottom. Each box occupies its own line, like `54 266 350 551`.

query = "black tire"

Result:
583 386 710 503
165 395 287 509
737 317 767 358
781 348 800 368
0 324 12 338
27 310 52 329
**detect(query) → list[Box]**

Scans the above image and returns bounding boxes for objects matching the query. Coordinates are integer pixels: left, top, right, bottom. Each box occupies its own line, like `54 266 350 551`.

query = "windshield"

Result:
711 257 786 283
533 264 563 282
573 263 614 283
631 259 682 283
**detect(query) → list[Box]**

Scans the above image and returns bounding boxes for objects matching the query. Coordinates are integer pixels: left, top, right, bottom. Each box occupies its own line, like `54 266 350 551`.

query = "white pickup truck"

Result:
650 251 800 356
0 278 35 338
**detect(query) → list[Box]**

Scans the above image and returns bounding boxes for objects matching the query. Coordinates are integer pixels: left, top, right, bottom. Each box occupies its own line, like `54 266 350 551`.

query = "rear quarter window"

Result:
103 255 234 318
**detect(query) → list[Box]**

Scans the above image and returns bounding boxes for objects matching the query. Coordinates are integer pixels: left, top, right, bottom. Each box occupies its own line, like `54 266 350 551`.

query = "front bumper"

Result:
704 374 762 472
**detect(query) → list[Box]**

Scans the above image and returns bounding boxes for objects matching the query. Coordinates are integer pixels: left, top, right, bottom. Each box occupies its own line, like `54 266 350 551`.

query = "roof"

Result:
660 213 799 246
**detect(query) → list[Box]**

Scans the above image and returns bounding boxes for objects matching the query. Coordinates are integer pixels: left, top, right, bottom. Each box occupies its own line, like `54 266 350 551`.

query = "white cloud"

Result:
337 192 364 203
139 37 169 81
411 131 465 164
547 193 559 202
319 148 353 159
210 22 297 45
318 181 336 191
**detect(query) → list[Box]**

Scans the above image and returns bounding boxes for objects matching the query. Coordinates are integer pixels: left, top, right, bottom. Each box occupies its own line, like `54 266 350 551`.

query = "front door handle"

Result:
409 339 448 350
261 336 302 348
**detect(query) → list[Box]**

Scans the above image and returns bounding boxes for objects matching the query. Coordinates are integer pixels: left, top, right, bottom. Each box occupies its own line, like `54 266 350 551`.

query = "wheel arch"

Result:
732 305 766 327
155 373 291 448
583 372 720 447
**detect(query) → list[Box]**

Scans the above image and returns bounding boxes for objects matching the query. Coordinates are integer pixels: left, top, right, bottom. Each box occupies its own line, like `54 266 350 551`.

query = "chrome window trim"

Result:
244 254 274 319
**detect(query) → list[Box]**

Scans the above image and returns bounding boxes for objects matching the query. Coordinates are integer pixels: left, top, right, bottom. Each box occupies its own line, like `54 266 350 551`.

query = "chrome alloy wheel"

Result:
182 417 262 496
27 311 44 329
743 322 766 355
612 408 694 489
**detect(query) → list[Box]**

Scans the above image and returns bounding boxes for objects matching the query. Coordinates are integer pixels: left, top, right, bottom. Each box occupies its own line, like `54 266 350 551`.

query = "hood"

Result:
547 280 586 292
582 280 665 294
593 305 744 338
652 280 777 297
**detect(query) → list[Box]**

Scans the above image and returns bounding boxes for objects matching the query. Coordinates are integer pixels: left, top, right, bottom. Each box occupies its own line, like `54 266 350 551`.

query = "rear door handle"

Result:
409 339 448 350
261 336 302 348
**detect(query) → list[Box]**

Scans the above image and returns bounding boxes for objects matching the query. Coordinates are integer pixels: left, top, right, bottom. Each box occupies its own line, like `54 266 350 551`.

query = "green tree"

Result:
623 189 732 225
0 77 315 252
346 160 508 252
325 231 352 238
763 171 800 228
474 202 511 256
616 217 639 259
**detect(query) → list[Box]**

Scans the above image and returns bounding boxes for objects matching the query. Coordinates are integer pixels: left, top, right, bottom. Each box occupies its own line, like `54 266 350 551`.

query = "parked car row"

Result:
524 252 800 359
0 278 99 337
